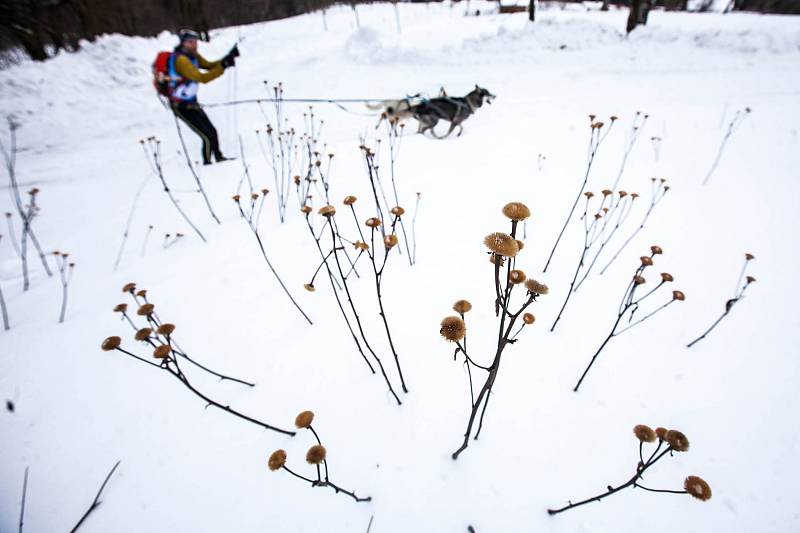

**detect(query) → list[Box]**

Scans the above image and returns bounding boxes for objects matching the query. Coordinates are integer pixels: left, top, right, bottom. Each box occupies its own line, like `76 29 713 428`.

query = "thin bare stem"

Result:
69 461 121 533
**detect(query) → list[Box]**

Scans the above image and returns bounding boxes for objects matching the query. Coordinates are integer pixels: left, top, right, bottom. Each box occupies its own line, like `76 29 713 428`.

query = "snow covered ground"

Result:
2 2 800 531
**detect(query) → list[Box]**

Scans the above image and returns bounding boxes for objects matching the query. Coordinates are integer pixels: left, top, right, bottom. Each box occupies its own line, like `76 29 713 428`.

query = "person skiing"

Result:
169 29 238 165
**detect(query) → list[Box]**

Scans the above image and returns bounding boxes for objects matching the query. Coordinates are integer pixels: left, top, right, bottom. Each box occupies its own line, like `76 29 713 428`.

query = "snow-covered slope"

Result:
2 3 799 532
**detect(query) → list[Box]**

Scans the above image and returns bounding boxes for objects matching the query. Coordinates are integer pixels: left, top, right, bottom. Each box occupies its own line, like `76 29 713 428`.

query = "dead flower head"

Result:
672 290 686 301
157 323 176 336
509 270 527 284
113 303 128 313
440 316 466 342
365 217 381 228
391 206 405 216
524 279 549 295
502 202 531 222
301 205 312 214
661 273 674 282
633 424 657 443
101 336 121 351
516 240 525 251
122 282 136 293
746 276 756 284
354 241 369 252
484 232 519 257
633 275 646 285
304 283 316 292
640 256 654 267
268 449 287 471
650 245 663 255
135 328 153 341
523 313 535 325
343 195 357 205
318 205 336 217
745 253 755 261
153 345 172 359
306 445 327 465
384 235 398 248
655 427 668 440
453 300 472 314
137 303 155 316
136 289 148 298
295 410 315 428
666 429 690 452
684 476 712 501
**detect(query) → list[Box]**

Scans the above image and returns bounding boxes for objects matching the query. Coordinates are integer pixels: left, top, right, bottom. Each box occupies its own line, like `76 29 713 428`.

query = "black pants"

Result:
172 102 221 164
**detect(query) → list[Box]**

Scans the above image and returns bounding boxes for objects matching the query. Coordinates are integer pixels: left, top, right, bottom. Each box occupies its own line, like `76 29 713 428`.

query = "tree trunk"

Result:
528 0 535 21
626 0 641 34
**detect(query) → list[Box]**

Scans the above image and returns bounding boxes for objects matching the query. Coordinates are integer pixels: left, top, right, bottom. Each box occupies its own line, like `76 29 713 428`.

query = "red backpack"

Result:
152 51 173 97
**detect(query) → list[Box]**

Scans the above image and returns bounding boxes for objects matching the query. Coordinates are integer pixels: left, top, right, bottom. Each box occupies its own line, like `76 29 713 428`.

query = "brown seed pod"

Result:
343 195 357 205
157 323 176 336
666 429 690 452
137 303 155 316
619 191 628 197
354 241 369 251
136 289 148 298
268 449 287 471
318 205 336 217
746 275 756 284
660 272 674 282
655 427 668 440
631 193 640 199
640 256 654 266
672 290 686 301
440 316 466 342
301 205 313 214
261 188 269 195
295 410 315 428
501 202 531 222
453 300 472 314
524 279 549 295
650 245 663 255
610 115 619 121
522 313 535 325
365 217 381 228
122 282 136 293
232 194 241 202
633 275 646 285
601 189 612 197
633 424 657 443
135 328 153 341
384 235 398 248
293 176 301 185
113 303 128 313
509 270 527 284
584 191 594 199
390 206 405 216
306 445 327 465
745 253 755 261
101 336 121 351
153 345 171 359
484 232 519 257
303 283 316 292
684 476 712 501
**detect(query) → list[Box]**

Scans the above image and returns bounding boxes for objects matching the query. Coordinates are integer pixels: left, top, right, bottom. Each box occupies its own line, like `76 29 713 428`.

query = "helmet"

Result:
178 29 201 43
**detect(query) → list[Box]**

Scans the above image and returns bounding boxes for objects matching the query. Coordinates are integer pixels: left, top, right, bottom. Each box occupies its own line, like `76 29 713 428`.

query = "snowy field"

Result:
2 2 800 532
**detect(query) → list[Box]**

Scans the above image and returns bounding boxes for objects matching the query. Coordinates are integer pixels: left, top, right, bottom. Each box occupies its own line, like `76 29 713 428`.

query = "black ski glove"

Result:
222 55 236 68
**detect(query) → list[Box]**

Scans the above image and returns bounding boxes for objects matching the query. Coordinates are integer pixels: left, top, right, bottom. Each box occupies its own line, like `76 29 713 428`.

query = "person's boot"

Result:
214 151 234 163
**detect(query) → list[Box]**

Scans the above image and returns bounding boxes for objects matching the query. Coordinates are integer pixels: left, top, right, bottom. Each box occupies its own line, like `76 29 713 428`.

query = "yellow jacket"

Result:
174 53 223 84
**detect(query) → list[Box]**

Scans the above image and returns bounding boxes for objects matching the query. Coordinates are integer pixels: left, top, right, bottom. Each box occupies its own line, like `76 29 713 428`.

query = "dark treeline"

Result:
2 0 798 62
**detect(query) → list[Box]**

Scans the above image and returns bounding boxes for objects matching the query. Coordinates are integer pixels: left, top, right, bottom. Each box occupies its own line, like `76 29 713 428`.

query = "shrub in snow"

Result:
687 252 757 348
573 247 684 392
548 425 711 515
267 410 372 503
441 202 548 460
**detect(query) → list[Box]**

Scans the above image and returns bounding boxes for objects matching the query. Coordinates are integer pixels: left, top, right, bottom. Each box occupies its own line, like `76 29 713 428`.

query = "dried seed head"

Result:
641 256 653 266
584 191 594 199
509 270 527 284
318 205 336 217
306 445 327 465
440 316 466 342
650 245 663 255
122 282 136 293
515 240 525 251
666 429 690 452
746 275 756 284
301 205 312 214
672 290 686 301
261 188 269 195
384 234 398 248
484 232 519 257
391 206 405 216
745 253 755 261
343 195 357 205
153 345 171 359
232 194 241 202
453 300 472 314
601 189 612 197
295 410 315 428
619 191 628 197
655 427 668 440
101 336 121 351
157 323 176 336
135 328 153 341
610 115 619 121
524 279 549 295
633 424 657 443
661 272 674 282
523 313 535 325
354 241 369 251
268 449 287 471
303 283 316 292
293 176 301 185
365 217 381 228
136 289 148 298
633 275 646 285
501 202 531 221
137 303 155 316
684 476 712 501
631 193 640 199
113 303 128 313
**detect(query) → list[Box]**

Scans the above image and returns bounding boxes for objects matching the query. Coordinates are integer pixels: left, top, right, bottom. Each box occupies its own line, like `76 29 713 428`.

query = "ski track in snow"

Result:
1 3 800 532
